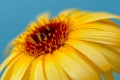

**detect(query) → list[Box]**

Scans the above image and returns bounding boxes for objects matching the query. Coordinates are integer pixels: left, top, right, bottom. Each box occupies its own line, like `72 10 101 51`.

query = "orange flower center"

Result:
21 20 69 57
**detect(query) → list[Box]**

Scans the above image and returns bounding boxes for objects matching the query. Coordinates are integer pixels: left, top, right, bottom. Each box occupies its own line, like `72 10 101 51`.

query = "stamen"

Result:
18 19 70 57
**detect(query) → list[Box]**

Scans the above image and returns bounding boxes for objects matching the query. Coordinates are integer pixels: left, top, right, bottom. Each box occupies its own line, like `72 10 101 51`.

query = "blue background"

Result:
0 0 120 80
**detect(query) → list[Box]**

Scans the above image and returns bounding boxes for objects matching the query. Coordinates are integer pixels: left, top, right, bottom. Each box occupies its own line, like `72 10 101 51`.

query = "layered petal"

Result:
44 54 70 80
68 28 120 46
0 51 18 73
53 49 100 80
11 54 35 80
103 70 114 80
65 39 111 72
72 12 120 24
85 42 120 73
72 21 120 31
1 54 35 80
22 55 46 80
1 54 24 80
106 46 120 55
59 45 101 80
58 9 89 20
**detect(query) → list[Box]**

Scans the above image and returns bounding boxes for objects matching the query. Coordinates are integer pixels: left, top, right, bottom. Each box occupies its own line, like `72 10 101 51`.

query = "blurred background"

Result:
0 0 120 79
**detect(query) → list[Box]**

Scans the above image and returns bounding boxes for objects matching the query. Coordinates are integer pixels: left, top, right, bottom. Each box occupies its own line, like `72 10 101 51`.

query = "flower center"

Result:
20 19 69 57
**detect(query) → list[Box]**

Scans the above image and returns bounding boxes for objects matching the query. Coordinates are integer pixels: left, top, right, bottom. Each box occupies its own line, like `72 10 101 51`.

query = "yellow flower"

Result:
0 9 120 80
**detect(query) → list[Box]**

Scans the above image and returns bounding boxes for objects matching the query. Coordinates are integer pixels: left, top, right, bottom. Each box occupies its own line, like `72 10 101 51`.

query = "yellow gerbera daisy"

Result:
0 9 120 80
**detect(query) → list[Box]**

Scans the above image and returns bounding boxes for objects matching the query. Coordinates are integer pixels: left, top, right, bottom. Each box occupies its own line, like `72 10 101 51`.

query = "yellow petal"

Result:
53 49 99 80
0 51 18 73
85 42 120 73
58 9 76 16
73 21 120 32
57 9 89 23
74 12 120 24
45 54 60 80
65 39 111 72
44 54 69 80
69 28 120 46
37 12 50 25
23 55 46 80
1 54 24 80
51 55 71 80
103 70 114 80
99 19 119 27
59 45 101 80
58 9 89 18
107 46 120 55
22 63 32 80
10 54 35 80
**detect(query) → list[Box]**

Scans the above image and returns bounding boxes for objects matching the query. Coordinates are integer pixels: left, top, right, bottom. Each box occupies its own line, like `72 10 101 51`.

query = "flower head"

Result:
0 9 120 80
